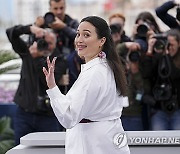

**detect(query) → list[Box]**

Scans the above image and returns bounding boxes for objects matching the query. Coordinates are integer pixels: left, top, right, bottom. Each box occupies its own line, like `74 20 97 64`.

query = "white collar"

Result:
81 57 107 72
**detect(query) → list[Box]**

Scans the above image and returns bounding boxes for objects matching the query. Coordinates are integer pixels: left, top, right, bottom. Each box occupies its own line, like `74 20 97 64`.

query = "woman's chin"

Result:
77 51 84 57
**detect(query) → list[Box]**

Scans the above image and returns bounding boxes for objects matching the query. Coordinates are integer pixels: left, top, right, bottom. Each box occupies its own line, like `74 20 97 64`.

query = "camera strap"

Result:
158 54 171 79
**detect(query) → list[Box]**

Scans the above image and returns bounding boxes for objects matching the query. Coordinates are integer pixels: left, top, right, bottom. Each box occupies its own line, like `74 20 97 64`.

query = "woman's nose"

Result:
76 35 83 42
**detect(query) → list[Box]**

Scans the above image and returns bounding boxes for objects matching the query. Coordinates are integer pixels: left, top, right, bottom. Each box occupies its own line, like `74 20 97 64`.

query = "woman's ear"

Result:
100 37 106 46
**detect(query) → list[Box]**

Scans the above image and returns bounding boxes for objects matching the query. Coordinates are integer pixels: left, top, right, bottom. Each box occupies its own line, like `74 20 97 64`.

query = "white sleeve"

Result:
46 74 101 129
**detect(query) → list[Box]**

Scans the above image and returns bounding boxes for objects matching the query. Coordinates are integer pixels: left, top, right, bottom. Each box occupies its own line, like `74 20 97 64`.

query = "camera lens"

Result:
137 24 148 37
37 39 49 51
154 40 166 50
110 24 121 34
44 12 55 25
128 51 141 62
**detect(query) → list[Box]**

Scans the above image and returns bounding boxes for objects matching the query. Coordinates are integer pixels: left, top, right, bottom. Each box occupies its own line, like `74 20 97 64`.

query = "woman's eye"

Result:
84 33 90 37
76 33 80 37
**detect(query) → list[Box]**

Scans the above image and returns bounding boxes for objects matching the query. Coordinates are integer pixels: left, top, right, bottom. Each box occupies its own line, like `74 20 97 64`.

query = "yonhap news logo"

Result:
113 132 128 148
128 136 180 145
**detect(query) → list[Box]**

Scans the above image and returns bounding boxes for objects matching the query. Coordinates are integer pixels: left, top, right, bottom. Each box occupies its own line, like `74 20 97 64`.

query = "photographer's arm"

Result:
116 43 129 58
51 17 79 39
116 42 141 58
155 0 178 29
6 25 31 56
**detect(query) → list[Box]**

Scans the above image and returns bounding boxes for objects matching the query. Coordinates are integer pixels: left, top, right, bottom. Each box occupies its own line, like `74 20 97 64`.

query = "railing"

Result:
6 131 180 154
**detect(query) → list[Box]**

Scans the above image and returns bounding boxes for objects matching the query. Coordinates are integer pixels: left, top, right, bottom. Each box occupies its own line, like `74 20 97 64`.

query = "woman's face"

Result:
168 35 180 57
74 21 105 63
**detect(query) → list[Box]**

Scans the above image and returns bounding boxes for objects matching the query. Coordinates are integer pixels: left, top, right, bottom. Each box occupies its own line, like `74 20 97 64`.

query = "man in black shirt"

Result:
35 0 79 55
6 25 67 145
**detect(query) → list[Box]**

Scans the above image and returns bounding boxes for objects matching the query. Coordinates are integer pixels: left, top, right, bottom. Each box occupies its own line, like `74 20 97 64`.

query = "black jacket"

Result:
55 14 79 54
141 53 180 110
6 25 67 115
156 0 180 30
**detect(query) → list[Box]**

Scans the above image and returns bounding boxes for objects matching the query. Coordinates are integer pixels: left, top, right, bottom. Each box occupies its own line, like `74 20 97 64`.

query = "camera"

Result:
37 95 52 112
153 82 172 101
161 95 178 114
43 12 55 28
153 33 167 51
128 51 141 62
176 5 180 21
110 23 121 34
29 35 49 51
137 22 150 37
128 38 148 62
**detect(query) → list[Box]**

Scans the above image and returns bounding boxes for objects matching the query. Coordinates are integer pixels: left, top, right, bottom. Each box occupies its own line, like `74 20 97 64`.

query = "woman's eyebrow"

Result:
83 29 91 33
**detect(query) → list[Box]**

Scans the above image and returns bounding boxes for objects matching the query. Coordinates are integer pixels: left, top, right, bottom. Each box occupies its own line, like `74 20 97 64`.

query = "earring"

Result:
98 51 106 58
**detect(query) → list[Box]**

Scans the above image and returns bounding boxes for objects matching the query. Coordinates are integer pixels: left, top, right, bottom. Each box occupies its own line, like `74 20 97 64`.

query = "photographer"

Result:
6 24 68 145
109 13 131 46
35 0 79 56
141 29 180 130
156 0 180 30
116 41 151 131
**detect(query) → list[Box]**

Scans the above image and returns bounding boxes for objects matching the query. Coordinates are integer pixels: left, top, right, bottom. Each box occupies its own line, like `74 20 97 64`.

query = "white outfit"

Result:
47 57 130 154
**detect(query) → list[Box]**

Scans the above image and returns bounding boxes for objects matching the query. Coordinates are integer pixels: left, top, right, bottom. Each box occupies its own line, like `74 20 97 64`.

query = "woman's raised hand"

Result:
43 56 57 89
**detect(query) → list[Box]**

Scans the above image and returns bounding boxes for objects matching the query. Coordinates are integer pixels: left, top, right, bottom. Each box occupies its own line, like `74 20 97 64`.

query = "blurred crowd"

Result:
5 0 180 145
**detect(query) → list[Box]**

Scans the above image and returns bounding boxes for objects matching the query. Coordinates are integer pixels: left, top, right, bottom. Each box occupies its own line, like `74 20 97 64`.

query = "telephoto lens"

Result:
44 12 55 27
137 22 149 37
128 51 141 62
37 39 49 51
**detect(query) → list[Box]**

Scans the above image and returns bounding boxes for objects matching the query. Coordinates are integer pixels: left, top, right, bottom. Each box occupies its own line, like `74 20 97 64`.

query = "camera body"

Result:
29 35 49 51
153 81 172 101
37 95 52 112
110 23 122 34
161 95 178 114
128 39 148 62
153 33 167 51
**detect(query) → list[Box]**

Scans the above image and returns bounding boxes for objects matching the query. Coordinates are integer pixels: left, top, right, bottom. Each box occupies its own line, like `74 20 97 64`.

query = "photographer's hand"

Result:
112 33 121 44
147 35 156 55
29 42 44 58
30 26 46 38
125 42 140 51
43 57 57 89
34 16 45 27
50 17 66 30
129 62 139 74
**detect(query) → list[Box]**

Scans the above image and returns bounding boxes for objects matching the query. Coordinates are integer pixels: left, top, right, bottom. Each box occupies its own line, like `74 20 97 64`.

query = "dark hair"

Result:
80 16 128 96
49 0 64 5
135 11 161 34
167 29 180 42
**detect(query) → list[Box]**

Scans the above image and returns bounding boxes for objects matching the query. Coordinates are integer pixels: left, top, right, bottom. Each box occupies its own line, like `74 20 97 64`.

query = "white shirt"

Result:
47 57 130 154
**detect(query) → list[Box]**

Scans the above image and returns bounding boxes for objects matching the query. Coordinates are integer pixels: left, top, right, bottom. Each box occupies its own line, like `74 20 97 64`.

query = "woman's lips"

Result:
77 45 87 50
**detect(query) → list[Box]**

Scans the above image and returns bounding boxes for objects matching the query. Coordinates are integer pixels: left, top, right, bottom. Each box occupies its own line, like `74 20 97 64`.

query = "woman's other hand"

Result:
43 56 57 89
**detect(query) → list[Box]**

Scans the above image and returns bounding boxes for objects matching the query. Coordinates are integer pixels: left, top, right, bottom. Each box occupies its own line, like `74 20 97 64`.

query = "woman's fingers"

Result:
47 56 51 69
45 56 57 74
43 67 48 76
52 57 57 67
49 65 54 73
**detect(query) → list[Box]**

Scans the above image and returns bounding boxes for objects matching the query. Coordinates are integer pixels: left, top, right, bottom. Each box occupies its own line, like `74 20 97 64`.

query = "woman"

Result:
43 16 130 154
